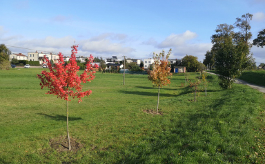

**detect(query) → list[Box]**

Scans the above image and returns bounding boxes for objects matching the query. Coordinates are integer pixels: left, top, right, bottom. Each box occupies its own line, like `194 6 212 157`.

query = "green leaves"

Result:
253 29 265 48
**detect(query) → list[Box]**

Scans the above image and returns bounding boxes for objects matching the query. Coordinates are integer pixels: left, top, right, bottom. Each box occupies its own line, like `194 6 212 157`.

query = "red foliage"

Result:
37 45 96 103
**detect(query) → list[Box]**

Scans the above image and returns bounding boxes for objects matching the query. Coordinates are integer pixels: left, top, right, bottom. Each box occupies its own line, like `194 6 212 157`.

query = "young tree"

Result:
140 61 144 69
37 45 97 150
197 62 206 75
253 29 265 48
148 49 172 113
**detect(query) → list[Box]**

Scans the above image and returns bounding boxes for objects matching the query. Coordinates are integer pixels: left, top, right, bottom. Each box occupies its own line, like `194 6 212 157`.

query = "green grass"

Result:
0 69 265 163
239 70 265 86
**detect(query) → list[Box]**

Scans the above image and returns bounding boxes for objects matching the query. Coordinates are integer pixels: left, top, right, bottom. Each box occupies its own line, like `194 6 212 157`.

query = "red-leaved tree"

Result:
148 49 172 114
37 45 97 150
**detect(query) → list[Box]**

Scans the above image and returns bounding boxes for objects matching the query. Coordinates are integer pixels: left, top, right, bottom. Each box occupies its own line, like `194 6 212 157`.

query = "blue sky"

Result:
1 0 265 64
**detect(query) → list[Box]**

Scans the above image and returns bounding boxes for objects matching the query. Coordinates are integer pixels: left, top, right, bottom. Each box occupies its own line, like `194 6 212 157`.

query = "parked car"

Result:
42 64 47 68
11 64 16 68
24 64 30 68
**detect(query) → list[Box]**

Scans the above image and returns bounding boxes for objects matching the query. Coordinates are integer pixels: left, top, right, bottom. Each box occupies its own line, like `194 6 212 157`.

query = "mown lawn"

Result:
239 70 265 87
0 69 265 163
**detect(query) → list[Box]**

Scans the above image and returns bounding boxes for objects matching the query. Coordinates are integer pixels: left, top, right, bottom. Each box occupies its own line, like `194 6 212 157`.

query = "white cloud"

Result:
157 30 197 48
153 31 211 62
90 33 128 41
253 12 265 21
0 26 5 36
250 46 265 65
170 43 212 62
81 39 134 54
142 37 158 46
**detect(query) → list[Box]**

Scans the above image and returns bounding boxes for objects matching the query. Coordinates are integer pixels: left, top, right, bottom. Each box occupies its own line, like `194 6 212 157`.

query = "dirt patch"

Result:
49 136 83 153
143 109 163 115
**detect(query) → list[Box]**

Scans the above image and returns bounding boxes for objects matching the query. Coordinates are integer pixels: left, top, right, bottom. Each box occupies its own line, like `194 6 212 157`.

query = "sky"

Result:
1 0 265 65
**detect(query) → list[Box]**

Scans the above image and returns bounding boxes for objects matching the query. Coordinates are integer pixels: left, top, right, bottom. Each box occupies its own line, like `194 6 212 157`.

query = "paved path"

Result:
207 72 265 93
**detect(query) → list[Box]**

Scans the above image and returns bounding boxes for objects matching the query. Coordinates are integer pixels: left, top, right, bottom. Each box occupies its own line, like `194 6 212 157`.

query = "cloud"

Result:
153 31 211 62
0 26 5 36
157 30 197 48
81 39 134 54
250 46 265 65
142 37 158 46
253 12 265 21
90 33 128 41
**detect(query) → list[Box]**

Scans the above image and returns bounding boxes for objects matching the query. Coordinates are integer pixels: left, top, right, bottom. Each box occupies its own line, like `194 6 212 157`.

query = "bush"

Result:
28 61 40 66
0 60 10 70
11 59 19 65
77 63 85 70
18 60 27 65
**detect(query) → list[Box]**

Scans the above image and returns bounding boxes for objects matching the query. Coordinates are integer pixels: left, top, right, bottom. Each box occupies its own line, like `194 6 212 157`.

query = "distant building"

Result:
9 53 27 61
27 51 59 64
174 66 186 73
143 58 154 69
126 58 141 66
63 56 70 62
28 51 39 61
106 56 122 64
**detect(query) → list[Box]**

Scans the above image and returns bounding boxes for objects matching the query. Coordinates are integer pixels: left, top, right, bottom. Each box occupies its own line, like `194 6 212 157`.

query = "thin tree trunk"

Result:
66 101 71 150
157 87 160 114
194 86 196 102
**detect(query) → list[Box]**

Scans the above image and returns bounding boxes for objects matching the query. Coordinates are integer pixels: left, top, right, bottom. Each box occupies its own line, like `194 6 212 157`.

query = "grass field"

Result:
239 70 265 87
0 69 265 163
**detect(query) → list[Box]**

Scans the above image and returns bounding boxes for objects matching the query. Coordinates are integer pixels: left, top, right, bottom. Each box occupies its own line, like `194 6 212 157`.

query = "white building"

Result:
106 56 122 64
9 53 28 61
126 58 141 66
143 58 154 69
76 56 86 63
27 51 59 64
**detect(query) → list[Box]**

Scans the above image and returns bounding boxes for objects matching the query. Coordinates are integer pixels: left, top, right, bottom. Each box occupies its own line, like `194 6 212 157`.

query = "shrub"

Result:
0 60 10 70
28 61 40 66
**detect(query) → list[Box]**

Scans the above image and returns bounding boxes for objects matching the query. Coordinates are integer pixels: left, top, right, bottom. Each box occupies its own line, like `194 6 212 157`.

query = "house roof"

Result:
15 53 26 57
106 63 121 66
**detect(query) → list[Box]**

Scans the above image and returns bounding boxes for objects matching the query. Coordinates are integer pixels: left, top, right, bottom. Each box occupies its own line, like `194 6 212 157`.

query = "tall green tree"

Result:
0 44 11 70
234 13 253 44
93 56 104 62
99 60 106 73
213 30 249 89
0 44 10 62
203 50 215 70
181 55 199 72
253 29 265 48
258 63 265 69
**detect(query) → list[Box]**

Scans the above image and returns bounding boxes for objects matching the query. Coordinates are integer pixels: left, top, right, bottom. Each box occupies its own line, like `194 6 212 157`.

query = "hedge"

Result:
28 61 40 66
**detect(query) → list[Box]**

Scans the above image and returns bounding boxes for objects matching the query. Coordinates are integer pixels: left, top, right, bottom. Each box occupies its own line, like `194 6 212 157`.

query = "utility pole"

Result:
123 56 126 85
